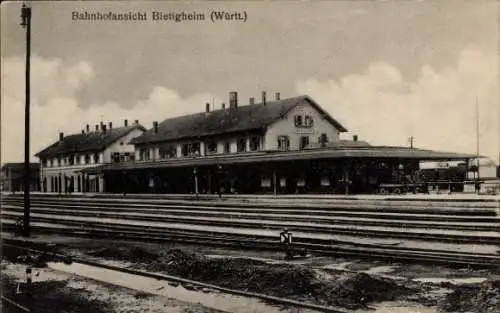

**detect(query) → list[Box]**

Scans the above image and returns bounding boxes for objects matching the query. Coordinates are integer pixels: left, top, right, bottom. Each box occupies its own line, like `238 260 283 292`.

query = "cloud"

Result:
1 55 219 163
296 49 499 162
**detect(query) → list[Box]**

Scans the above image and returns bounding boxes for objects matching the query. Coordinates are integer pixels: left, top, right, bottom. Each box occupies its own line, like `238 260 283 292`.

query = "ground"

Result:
2 233 500 313
1 262 225 313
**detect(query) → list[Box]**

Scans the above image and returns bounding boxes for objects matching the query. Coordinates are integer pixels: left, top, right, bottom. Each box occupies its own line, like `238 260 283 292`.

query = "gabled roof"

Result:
131 95 348 145
35 125 145 158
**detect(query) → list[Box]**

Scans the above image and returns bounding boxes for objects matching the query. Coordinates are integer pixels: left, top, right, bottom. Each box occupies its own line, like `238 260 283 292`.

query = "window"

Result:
319 133 328 147
207 141 218 154
299 136 309 150
223 141 231 153
249 136 260 151
277 135 290 151
57 157 62 166
294 115 303 127
50 159 54 167
93 153 100 164
189 142 201 156
237 138 246 152
294 115 314 128
181 144 188 157
42 159 47 167
159 144 176 159
112 152 120 163
84 154 90 164
304 115 314 127
68 155 75 166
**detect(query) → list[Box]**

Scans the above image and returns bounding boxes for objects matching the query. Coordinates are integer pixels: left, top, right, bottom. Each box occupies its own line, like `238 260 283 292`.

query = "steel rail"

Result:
1 296 31 313
3 204 499 230
4 200 498 223
3 211 499 245
3 195 498 210
2 221 499 267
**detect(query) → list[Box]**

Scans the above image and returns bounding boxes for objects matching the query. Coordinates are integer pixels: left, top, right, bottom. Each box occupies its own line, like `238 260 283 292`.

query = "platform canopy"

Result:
80 146 477 175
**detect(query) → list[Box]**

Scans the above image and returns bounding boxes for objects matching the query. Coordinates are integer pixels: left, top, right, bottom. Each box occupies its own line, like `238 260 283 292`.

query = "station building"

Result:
75 92 476 195
35 120 145 193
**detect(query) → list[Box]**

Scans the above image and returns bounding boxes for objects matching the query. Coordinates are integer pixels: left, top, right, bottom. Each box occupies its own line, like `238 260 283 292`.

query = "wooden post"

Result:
21 3 32 237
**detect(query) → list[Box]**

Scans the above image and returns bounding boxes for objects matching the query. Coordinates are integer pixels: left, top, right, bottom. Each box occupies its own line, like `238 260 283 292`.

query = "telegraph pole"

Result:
21 2 32 237
475 96 481 193
408 136 414 149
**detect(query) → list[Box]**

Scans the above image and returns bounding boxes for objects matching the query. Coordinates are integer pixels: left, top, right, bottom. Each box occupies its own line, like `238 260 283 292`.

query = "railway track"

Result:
2 196 499 244
3 204 499 231
2 218 500 268
2 210 500 246
2 194 499 267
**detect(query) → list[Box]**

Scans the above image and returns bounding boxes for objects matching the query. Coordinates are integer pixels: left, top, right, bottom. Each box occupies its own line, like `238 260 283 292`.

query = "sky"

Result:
1 0 499 163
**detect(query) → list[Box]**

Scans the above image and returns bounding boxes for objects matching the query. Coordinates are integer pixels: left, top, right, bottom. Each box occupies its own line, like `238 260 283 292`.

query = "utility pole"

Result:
408 136 414 149
475 96 481 193
21 2 32 237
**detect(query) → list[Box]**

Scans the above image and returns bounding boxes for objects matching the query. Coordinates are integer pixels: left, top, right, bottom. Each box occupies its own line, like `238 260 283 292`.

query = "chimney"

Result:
249 97 255 105
86 124 90 133
262 91 267 105
108 122 113 130
134 119 139 124
124 119 128 127
275 92 280 101
59 132 64 142
95 124 99 131
153 121 158 134
229 91 238 109
353 135 358 141
221 102 226 110
205 102 210 113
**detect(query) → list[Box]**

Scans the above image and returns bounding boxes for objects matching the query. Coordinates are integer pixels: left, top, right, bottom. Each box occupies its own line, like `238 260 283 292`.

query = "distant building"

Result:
35 120 145 193
466 157 499 180
0 163 40 192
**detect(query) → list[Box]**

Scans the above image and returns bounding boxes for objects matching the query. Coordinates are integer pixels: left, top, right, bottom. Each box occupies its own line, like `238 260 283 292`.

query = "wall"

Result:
264 101 341 151
102 128 143 163
135 131 264 161
39 128 144 193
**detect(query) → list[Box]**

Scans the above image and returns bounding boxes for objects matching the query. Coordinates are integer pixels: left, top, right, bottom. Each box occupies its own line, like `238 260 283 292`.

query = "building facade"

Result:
131 92 347 161
35 120 145 193
0 163 40 192
79 92 475 195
